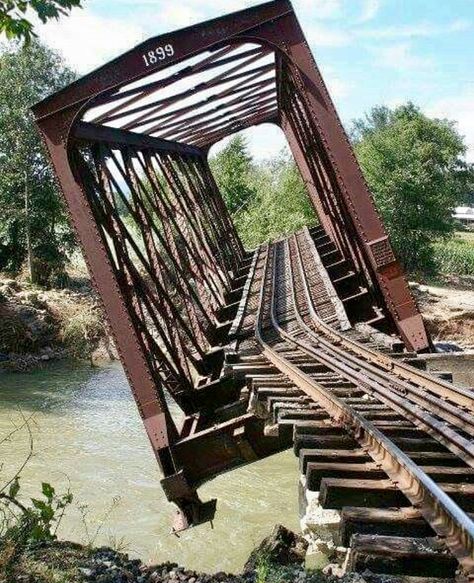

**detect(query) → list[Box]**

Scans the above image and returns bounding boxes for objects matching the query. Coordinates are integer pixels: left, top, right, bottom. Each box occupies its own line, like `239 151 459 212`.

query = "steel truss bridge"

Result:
34 1 474 578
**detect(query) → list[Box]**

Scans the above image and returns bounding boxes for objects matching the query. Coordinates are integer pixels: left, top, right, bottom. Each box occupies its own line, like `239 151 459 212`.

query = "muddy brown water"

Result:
0 361 298 572
0 356 472 572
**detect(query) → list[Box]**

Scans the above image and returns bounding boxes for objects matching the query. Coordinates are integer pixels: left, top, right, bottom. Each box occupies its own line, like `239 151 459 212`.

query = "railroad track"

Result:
228 228 474 580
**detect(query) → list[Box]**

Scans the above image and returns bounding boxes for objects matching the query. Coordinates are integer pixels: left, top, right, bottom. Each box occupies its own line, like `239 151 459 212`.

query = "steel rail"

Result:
287 234 474 469
289 231 474 448
254 241 474 576
298 229 474 410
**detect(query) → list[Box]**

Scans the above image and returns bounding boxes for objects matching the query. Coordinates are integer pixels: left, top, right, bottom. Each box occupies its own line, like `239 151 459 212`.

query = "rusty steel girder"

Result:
33 0 430 529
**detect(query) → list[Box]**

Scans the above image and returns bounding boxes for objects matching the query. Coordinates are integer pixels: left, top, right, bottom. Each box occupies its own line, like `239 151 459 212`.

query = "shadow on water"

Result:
0 361 299 572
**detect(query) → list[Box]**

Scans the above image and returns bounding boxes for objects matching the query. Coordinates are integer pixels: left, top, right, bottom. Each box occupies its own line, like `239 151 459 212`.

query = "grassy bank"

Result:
0 481 324 583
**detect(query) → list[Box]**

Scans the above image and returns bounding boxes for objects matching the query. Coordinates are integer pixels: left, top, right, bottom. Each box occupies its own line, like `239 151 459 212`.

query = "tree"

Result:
1 0 81 43
210 134 316 248
352 102 470 272
0 41 77 285
236 150 315 248
210 135 257 214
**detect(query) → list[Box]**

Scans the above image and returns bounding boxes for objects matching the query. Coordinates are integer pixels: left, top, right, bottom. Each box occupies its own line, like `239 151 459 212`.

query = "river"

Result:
1 356 472 572
0 361 299 572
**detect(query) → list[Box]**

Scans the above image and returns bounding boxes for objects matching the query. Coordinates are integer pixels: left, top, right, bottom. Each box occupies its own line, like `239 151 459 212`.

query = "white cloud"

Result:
209 123 287 161
321 67 352 99
305 23 350 47
358 0 381 23
359 18 470 40
37 10 145 73
295 0 343 20
426 92 474 163
155 5 204 30
373 42 432 72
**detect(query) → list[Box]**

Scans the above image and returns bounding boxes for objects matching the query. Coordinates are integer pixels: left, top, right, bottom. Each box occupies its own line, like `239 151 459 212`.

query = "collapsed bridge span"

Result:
33 1 474 578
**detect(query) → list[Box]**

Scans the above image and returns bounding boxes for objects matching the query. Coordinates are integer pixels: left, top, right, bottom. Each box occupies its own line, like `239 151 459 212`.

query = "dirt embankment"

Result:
0 277 116 372
1 274 473 372
4 526 356 583
410 277 474 350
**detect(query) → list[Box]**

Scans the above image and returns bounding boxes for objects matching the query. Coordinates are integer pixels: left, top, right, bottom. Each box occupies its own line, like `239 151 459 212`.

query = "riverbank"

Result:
3 525 358 583
0 273 473 372
0 276 115 372
410 275 474 350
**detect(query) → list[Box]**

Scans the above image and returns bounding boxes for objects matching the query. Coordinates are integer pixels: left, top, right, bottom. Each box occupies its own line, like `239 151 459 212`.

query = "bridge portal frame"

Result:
33 0 429 529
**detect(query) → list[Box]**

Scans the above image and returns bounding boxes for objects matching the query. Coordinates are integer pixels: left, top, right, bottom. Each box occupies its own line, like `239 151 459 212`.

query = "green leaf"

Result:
41 505 54 522
8 476 20 499
31 498 48 511
42 482 55 501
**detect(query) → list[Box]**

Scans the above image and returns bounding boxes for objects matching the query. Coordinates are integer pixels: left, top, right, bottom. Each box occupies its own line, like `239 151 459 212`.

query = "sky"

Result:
31 0 474 161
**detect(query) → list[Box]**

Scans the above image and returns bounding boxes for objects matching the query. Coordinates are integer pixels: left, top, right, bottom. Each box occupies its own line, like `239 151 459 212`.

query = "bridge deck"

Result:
222 228 474 578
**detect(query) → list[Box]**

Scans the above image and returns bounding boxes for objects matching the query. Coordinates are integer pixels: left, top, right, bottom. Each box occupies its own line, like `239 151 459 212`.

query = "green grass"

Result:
433 234 474 276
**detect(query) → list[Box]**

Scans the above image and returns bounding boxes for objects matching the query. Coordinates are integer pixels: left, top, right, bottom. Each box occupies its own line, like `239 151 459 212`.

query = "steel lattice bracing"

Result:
33 0 431 530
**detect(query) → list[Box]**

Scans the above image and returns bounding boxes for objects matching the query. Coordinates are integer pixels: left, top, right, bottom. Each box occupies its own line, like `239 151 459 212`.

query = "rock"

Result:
1 279 20 290
79 567 94 577
322 563 344 577
244 525 308 573
17 291 39 304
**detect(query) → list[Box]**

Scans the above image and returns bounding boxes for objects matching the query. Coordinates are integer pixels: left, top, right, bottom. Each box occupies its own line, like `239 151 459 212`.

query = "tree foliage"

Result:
211 135 316 249
352 103 471 272
0 0 81 43
210 134 257 214
236 151 316 248
0 41 77 284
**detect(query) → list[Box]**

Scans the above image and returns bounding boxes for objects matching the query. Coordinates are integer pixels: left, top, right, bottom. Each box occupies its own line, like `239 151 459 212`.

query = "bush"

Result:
60 302 107 360
0 305 32 353
211 137 316 249
1 480 73 577
353 103 471 272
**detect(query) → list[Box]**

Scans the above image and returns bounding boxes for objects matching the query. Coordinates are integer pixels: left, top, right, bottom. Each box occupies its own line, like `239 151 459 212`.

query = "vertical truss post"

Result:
251 8 429 351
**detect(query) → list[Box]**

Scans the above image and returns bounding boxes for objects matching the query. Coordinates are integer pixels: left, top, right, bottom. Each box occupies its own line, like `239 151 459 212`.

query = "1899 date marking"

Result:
142 44 174 67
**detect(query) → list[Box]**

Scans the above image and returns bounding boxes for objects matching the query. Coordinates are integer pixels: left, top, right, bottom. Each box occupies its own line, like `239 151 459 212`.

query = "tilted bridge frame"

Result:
33 0 430 529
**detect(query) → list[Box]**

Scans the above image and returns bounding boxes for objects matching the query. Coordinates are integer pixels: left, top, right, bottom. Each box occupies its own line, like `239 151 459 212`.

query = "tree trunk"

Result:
25 171 35 284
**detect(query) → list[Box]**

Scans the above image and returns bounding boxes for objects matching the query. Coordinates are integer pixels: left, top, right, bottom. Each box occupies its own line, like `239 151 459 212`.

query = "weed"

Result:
255 552 271 583
78 496 121 549
107 534 131 554
0 412 74 578
59 300 107 361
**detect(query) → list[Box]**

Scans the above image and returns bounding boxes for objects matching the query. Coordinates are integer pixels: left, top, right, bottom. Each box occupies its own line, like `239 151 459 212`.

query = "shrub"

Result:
0 479 73 576
60 302 107 360
0 305 32 353
353 103 471 272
